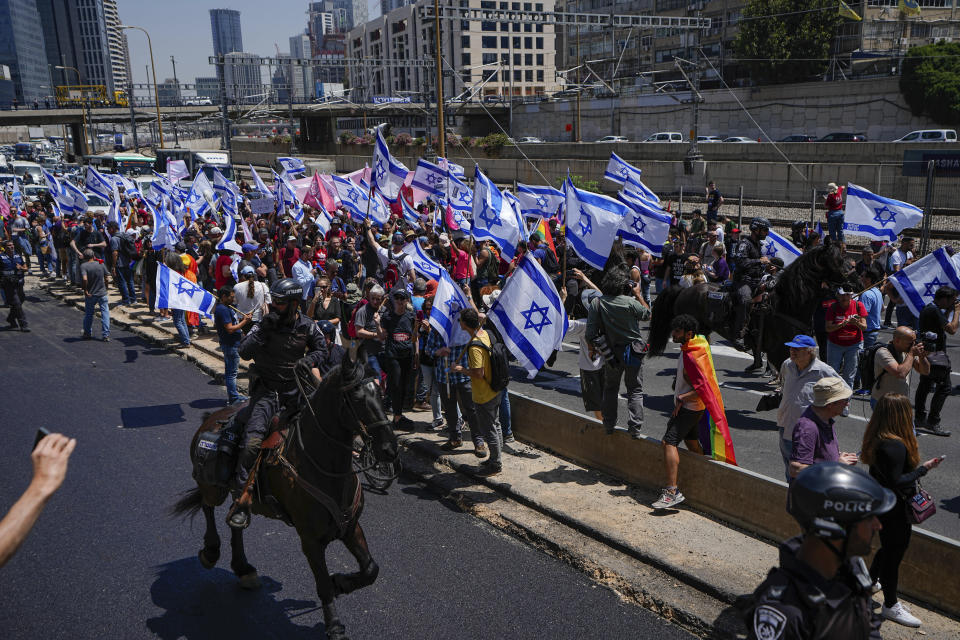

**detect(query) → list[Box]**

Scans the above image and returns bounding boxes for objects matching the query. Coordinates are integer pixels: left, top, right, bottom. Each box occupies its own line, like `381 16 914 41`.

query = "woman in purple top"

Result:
788 377 858 480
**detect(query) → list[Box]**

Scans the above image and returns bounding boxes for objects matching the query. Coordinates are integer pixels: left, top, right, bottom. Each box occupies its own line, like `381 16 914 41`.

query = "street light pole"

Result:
433 0 445 158
121 25 165 149
170 55 181 147
55 65 88 156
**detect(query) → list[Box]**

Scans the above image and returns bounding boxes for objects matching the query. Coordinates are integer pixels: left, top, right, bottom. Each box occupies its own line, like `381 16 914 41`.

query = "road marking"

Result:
718 382 868 423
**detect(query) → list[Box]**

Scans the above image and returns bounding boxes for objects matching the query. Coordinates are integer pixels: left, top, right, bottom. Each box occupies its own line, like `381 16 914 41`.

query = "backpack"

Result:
384 252 402 291
858 342 892 391
469 333 511 392
118 234 138 260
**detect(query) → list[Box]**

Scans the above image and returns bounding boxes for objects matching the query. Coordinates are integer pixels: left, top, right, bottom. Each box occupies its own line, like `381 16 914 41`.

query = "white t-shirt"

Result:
675 354 706 411
890 249 912 271
565 318 604 372
233 280 271 321
375 245 415 287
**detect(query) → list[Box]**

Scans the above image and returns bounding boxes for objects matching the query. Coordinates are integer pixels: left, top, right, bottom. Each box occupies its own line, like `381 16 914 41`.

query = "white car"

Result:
515 136 544 144
595 135 629 143
84 194 111 217
697 136 723 143
893 129 957 143
23 185 50 199
643 132 684 142
722 136 758 143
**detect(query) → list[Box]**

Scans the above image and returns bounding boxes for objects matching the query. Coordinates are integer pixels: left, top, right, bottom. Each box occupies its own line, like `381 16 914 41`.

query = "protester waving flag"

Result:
439 157 465 179
890 247 960 318
411 157 448 196
147 199 178 249
332 174 369 222
166 159 189 182
488 253 568 377
564 176 630 269
430 269 473 346
85 166 113 200
622 174 660 204
604 151 643 185
516 183 564 219
184 170 214 218
277 157 307 177
314 209 332 237
760 229 802 266
366 184 391 228
471 167 523 261
402 237 445 280
372 128 410 200
617 190 672 256
400 194 422 228
248 164 272 195
531 215 559 259
303 173 328 212
682 335 737 465
156 262 217 316
216 208 243 253
842 182 923 243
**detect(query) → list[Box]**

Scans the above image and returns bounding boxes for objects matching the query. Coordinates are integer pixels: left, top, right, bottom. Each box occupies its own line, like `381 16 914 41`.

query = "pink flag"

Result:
303 173 327 212
444 202 460 231
0 192 9 218
318 175 340 208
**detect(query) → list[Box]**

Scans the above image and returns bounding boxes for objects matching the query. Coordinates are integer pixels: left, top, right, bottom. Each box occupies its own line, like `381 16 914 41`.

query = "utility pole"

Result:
127 79 139 151
684 5 703 173
433 0 445 158
576 27 581 143
216 54 232 154
170 56 181 147
288 60 298 153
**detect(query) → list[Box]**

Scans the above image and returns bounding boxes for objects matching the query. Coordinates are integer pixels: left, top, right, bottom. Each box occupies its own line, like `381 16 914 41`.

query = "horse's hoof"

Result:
238 571 261 590
198 548 218 570
326 623 349 640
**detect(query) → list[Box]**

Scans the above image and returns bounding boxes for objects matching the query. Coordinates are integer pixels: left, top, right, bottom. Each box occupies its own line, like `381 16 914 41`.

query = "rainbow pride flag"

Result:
534 217 558 259
681 335 737 465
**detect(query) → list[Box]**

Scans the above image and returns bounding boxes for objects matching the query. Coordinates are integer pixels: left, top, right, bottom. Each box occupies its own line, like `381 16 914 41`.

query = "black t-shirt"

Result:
75 229 105 255
918 302 948 352
707 189 722 212
667 251 689 285
381 306 415 358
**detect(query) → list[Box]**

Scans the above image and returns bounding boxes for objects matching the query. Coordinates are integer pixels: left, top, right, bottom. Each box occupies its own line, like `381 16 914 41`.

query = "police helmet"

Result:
317 319 336 336
788 462 896 540
269 278 304 304
749 217 771 232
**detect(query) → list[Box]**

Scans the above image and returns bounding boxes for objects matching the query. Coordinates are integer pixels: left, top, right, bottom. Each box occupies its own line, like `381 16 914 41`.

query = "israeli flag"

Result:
107 181 122 228
760 230 802 267
400 195 422 229
843 183 923 243
402 238 445 280
111 174 140 199
564 177 630 269
314 209 332 237
85 166 113 200
248 164 272 196
62 180 88 215
156 262 217 316
212 165 240 197
10 177 21 209
277 157 306 176
372 128 409 201
439 158 465 179
430 269 473 346
332 174 369 222
604 151 642 185
273 170 303 222
622 174 660 204
472 166 523 261
41 168 61 197
447 173 473 213
151 171 173 198
411 157 448 196
184 170 214 218
366 184 391 228
488 254 568 378
516 183 564 218
216 208 243 253
617 190 671 256
890 248 960 318
146 199 178 249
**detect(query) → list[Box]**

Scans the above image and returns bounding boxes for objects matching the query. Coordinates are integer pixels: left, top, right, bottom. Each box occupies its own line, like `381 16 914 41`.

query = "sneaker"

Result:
440 439 463 450
81 333 92 340
871 580 882 594
924 422 952 437
504 433 515 444
881 602 921 628
429 418 445 431
854 389 871 396
102 336 110 342
628 425 642 440
651 488 685 510
476 461 502 477
474 441 488 458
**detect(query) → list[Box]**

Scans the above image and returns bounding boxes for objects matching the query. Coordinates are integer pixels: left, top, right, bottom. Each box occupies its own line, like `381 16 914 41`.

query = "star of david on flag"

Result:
616 189 671 256
277 157 306 176
471 166 524 261
759 230 802 267
411 158 448 196
564 177 629 269
603 151 643 186
516 183 565 219
85 166 113 201
488 254 568 377
400 195 422 229
842 182 923 242
332 174 368 223
156 263 217 316
890 247 960 318
402 238 445 280
372 127 409 200
429 269 473 346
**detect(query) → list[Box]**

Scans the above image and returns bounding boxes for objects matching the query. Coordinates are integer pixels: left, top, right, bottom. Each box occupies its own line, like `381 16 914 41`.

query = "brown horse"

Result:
172 348 398 640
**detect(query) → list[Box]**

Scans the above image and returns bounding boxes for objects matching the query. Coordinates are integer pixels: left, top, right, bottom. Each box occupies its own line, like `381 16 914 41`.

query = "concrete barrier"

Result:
508 391 960 618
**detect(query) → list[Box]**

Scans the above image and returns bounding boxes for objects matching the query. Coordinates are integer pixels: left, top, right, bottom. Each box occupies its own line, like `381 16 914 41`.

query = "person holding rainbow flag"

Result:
653 314 737 510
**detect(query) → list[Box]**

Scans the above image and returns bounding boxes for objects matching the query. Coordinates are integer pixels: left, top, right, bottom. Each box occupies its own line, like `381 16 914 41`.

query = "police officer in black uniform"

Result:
1 240 29 332
742 462 894 640
228 278 327 529
731 217 771 359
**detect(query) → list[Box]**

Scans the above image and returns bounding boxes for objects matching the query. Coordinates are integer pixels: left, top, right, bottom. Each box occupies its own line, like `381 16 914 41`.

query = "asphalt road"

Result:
510 322 960 541
0 291 692 640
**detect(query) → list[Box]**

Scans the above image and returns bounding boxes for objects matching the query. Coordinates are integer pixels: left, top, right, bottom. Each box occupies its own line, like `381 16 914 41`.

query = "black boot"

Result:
227 445 260 529
745 354 763 372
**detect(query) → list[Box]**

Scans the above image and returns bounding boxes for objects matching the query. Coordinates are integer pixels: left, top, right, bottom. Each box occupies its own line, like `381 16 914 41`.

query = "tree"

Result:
900 41 960 125
733 0 842 85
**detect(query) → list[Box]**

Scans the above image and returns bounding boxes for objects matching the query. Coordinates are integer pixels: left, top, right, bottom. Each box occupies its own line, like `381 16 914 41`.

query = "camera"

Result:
921 331 938 352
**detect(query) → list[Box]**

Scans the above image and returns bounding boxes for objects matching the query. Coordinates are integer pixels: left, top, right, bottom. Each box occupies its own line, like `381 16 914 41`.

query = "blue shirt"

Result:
214 303 243 347
291 259 315 300
860 286 883 332
424 329 470 385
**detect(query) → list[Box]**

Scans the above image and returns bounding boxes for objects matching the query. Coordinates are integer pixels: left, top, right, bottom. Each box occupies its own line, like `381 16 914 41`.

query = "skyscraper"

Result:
210 8 243 56
36 0 120 95
0 0 52 104
102 0 128 90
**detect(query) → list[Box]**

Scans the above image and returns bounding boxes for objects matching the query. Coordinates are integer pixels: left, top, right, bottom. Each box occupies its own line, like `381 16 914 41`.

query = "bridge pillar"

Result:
68 122 87 159
301 115 337 154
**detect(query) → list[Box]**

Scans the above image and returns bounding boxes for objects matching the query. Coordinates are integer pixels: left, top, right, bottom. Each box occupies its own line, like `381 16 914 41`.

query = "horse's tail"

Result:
647 286 681 357
170 487 204 520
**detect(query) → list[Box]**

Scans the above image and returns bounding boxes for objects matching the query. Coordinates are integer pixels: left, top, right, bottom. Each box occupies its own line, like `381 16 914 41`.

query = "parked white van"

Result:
893 129 957 143
643 132 684 142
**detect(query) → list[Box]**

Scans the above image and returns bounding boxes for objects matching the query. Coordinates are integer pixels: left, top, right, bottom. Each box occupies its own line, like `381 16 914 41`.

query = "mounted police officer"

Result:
731 217 771 359
228 278 327 529
742 462 893 640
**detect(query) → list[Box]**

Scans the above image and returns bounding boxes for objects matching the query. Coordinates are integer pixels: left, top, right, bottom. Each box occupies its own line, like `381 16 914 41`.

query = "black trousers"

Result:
870 504 912 608
232 385 296 485
381 354 415 417
2 279 26 328
915 366 951 424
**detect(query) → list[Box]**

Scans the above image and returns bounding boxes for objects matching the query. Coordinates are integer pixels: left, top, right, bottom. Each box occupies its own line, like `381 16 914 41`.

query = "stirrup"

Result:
226 501 250 530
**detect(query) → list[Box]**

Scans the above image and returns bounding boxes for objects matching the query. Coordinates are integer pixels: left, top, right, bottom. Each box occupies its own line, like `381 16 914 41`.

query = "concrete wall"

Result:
511 77 938 144
508 391 960 618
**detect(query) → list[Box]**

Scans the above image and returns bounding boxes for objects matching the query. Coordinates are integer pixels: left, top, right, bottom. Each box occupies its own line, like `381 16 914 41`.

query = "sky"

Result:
120 1 309 86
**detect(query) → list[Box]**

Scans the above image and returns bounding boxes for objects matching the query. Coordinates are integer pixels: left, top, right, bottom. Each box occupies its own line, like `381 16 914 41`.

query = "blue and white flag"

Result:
516 183 564 218
151 171 173 198
364 183 391 228
622 174 660 204
41 167 61 197
184 170 214 218
564 177 630 269
430 269 473 346
604 152 642 185
372 128 409 201
314 209 332 237
448 173 474 215
273 170 303 222
155 262 217 316
617 190 671 256
471 166 523 261
400 195 422 229
890 247 960 318
277 157 306 176
10 177 21 210
61 180 88 216
146 199 178 249
402 238 445 280
212 165 240 197
760 229 802 267
332 174 369 222
843 182 923 243
84 166 113 201
488 254 568 378
248 164 272 195
106 181 122 228
439 158 465 179
111 174 140 199
411 157 448 196
216 208 243 253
